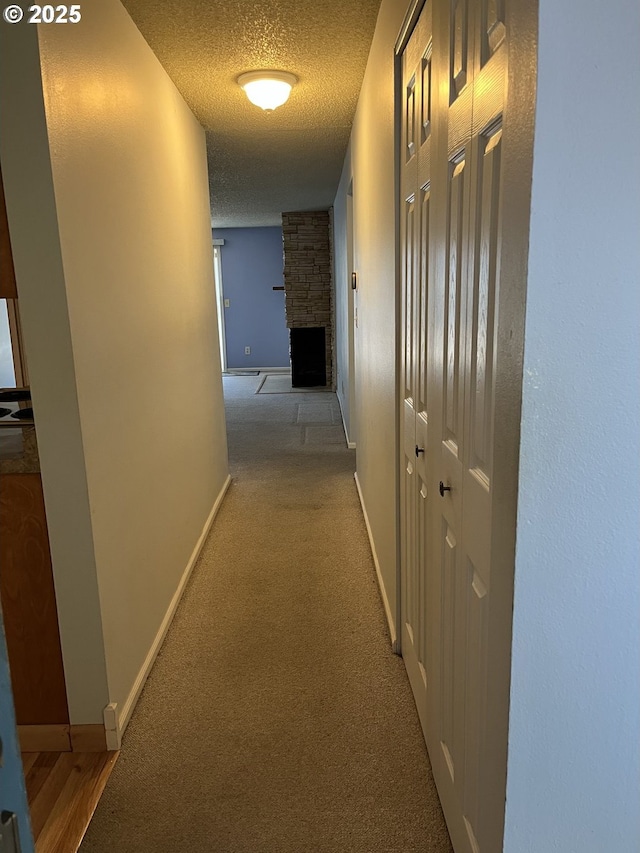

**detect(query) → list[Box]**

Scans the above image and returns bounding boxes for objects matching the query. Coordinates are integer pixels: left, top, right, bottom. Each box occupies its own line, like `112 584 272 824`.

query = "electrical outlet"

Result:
244 346 251 355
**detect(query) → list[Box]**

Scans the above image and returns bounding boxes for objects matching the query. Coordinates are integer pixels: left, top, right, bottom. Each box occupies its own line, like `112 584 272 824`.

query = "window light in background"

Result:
237 71 298 111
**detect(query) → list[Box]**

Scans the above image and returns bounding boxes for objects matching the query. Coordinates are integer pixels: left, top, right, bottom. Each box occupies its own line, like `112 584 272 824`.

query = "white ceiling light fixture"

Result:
238 70 298 112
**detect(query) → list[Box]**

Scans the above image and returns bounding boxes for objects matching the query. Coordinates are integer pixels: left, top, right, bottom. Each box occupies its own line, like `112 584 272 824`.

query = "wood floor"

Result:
22 751 119 853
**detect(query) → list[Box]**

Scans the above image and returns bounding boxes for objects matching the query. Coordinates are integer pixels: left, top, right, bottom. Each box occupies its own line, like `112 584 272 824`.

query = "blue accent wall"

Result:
215 227 290 369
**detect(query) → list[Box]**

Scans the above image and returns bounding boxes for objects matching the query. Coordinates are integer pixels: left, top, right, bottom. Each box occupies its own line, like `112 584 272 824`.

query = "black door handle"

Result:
439 481 451 497
415 445 424 457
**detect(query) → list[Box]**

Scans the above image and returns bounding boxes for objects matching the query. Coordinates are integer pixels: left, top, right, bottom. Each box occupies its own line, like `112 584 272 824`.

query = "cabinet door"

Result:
0 473 69 724
0 165 18 300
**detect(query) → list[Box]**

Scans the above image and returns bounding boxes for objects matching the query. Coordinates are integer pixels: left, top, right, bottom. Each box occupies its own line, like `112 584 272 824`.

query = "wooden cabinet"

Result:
0 165 18 300
0 473 69 725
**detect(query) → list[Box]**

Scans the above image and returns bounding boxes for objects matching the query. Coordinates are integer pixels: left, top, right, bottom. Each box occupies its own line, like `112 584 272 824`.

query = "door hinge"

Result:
0 811 22 853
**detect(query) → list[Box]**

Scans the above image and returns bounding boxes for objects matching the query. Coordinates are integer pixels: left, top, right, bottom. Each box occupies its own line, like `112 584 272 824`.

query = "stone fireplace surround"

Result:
282 210 333 388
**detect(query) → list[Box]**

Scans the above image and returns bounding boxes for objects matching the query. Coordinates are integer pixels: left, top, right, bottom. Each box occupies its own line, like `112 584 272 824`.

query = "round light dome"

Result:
238 71 298 112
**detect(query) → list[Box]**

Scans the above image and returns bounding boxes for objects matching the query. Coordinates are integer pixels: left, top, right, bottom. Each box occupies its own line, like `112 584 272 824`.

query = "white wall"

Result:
335 0 408 638
505 0 640 849
0 1 229 727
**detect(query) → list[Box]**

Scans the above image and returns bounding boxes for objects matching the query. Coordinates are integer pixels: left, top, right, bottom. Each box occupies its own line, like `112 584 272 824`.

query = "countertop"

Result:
0 387 39 474
0 426 40 474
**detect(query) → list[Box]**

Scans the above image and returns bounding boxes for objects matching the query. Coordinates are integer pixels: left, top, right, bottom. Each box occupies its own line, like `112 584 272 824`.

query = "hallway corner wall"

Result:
333 0 408 641
0 0 230 728
506 0 640 849
0 22 110 725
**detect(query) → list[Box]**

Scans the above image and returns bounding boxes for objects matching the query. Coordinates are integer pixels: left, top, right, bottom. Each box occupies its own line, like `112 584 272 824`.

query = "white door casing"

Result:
347 184 357 446
213 245 227 372
400 0 433 740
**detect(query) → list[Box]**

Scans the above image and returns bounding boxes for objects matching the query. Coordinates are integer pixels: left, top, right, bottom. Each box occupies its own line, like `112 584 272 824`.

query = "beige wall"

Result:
335 0 407 638
0 1 229 726
0 22 110 725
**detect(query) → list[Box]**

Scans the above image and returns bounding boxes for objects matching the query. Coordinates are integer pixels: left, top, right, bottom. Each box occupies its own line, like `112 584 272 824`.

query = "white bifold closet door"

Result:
400 0 526 850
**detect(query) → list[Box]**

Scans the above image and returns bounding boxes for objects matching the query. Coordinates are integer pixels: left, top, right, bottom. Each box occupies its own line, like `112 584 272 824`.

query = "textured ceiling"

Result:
121 0 382 227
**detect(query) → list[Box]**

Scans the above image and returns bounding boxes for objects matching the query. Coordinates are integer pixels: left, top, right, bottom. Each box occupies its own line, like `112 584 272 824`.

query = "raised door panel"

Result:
402 195 417 408
401 457 428 729
462 557 489 852
416 476 429 673
415 183 431 467
468 126 501 487
421 44 434 143
441 151 468 499
439 522 456 777
406 73 418 162
438 519 470 796
481 0 506 65
450 0 469 100
463 123 504 613
401 453 417 639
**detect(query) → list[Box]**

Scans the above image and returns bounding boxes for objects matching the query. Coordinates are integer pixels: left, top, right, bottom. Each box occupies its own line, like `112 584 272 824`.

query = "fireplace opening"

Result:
290 327 326 387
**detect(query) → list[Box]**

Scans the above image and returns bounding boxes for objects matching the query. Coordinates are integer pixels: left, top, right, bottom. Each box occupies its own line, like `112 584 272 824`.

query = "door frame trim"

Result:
213 242 227 373
396 0 428 55
393 0 428 656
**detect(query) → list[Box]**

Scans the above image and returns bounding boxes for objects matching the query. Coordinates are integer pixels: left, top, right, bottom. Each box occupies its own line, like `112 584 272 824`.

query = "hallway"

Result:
80 374 452 852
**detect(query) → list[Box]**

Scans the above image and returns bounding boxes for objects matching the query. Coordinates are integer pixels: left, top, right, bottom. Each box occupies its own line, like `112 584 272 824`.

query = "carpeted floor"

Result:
80 375 453 853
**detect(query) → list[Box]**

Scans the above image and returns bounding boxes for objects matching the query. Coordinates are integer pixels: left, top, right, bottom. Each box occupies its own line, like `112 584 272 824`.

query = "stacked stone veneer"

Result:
282 210 333 387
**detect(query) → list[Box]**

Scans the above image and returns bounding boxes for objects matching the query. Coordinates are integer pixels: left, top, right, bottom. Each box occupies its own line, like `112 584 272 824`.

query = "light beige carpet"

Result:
80 376 453 853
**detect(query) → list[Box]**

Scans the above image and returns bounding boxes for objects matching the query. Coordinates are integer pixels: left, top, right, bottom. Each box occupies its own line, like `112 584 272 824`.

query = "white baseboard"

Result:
115 474 232 741
353 472 397 650
103 703 120 751
337 391 356 449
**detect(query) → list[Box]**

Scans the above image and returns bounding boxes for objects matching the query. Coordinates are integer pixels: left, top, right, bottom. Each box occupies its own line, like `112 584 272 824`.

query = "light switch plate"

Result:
224 299 230 308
